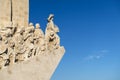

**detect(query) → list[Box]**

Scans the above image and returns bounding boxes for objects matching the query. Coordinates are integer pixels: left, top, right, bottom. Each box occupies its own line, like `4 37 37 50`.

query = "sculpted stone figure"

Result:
45 14 54 33
33 23 45 55
14 28 25 50
14 27 26 62
0 36 8 69
0 14 62 70
45 14 60 50
33 23 44 42
0 26 16 67
7 39 15 65
0 27 12 44
0 35 7 55
24 24 35 58
24 23 34 41
0 23 16 44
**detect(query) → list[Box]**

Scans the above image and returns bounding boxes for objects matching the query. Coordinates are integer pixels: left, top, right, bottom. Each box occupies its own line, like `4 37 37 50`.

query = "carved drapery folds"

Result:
45 14 60 51
0 14 60 69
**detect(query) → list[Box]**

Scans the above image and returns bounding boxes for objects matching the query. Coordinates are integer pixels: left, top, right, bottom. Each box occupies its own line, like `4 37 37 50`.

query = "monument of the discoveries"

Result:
0 0 65 80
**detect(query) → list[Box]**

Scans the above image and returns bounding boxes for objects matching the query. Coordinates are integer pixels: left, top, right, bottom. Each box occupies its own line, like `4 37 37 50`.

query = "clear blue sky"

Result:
30 0 120 80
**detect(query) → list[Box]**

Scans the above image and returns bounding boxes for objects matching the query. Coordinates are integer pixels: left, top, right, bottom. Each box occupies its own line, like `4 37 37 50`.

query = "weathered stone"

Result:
12 0 29 27
0 44 7 55
0 56 4 69
34 23 45 53
0 0 11 27
45 14 60 51
0 0 29 27
0 0 65 80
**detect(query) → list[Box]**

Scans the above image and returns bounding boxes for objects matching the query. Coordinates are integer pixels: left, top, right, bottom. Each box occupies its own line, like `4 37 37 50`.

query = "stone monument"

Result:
0 0 65 80
0 0 29 27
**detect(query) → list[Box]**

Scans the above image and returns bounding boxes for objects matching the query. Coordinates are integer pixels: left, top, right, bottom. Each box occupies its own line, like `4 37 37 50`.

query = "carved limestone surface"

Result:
0 14 63 71
0 1 65 80
45 14 60 51
0 0 65 77
0 0 29 27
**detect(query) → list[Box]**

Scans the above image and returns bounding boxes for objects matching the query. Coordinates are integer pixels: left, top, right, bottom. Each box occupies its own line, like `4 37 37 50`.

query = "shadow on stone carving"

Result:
0 14 62 70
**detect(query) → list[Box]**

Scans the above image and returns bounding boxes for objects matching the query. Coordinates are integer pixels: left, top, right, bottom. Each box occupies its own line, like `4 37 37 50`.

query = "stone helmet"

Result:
35 23 40 29
29 23 33 26
47 14 54 22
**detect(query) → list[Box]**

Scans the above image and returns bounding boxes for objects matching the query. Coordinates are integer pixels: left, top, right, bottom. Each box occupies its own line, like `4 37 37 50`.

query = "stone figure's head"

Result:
29 23 33 27
47 14 54 22
19 27 25 35
8 39 15 48
35 23 40 29
21 28 25 33
49 31 55 41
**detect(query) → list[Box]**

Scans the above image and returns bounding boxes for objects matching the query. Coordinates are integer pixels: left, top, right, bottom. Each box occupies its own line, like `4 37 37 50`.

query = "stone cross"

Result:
0 0 29 27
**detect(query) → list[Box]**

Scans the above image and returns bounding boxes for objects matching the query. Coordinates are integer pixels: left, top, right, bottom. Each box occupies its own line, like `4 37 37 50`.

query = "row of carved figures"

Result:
0 14 60 69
